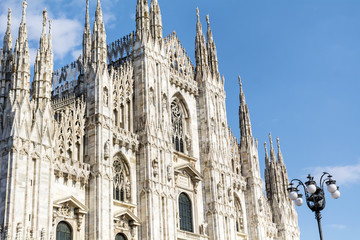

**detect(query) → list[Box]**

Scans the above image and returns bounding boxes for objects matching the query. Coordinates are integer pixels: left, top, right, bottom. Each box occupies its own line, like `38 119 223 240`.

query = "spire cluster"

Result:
32 8 53 106
12 0 31 99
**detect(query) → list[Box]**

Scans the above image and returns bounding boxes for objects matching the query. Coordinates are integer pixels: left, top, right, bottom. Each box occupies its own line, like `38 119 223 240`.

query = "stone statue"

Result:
217 182 223 199
126 179 131 199
152 159 159 177
104 139 110 159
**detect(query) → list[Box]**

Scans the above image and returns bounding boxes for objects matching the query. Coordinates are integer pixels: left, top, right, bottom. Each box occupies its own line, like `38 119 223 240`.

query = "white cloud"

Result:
0 0 82 65
310 162 360 186
71 49 82 60
329 224 346 230
52 18 82 59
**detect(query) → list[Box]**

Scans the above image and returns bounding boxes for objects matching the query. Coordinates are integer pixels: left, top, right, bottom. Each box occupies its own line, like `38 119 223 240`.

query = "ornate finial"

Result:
22 0 28 23
269 133 273 146
264 142 267 151
277 137 280 149
42 9 48 27
7 8 11 26
238 75 242 86
196 7 200 17
49 19 52 32
206 15 210 26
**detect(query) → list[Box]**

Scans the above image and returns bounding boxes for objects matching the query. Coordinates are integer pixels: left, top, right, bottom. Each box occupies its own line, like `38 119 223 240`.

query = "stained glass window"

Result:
56 222 72 240
179 193 193 232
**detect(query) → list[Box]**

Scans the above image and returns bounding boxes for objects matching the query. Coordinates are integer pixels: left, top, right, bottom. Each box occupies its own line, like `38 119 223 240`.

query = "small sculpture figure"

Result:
104 139 110 159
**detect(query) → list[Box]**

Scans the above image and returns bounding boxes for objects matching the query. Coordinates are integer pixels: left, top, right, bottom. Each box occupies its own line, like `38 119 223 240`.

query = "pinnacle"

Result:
21 0 27 24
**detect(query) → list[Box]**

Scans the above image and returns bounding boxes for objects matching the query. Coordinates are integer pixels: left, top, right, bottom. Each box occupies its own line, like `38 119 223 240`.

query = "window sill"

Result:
113 200 137 210
174 151 198 163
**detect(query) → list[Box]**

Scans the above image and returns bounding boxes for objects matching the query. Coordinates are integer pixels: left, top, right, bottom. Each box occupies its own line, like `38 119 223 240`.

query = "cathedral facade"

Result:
0 0 300 239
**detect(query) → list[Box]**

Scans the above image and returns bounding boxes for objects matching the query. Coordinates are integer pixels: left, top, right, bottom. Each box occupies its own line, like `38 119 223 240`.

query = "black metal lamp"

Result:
288 172 340 240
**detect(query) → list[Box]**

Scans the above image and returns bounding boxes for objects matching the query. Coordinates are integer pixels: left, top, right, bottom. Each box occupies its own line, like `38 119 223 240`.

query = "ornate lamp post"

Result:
288 172 340 240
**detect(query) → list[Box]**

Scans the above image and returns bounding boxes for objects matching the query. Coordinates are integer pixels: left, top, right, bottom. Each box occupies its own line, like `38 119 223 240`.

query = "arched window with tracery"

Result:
171 99 185 153
235 198 244 233
179 193 193 232
56 221 72 240
115 233 127 240
113 155 131 202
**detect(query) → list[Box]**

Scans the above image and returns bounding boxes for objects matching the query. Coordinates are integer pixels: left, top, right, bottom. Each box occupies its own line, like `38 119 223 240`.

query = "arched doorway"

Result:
115 233 127 240
56 221 72 240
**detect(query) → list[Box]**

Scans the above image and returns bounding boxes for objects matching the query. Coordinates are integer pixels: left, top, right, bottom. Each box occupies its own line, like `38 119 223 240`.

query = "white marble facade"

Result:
0 0 300 239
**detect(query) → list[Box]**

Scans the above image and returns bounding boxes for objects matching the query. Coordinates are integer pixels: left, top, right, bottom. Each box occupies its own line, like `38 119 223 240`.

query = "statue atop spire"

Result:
83 0 91 70
21 0 27 24
3 8 13 52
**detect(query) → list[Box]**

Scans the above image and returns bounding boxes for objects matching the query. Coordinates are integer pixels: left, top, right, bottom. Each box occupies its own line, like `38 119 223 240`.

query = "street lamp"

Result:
288 172 340 240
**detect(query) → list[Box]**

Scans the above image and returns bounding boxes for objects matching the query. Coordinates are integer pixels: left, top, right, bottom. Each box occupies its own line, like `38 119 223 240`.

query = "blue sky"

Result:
1 0 359 239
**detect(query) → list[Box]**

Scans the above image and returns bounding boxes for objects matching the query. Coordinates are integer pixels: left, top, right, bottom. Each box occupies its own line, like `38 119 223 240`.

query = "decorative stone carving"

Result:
25 227 33 240
167 164 173 182
217 182 223 199
125 179 131 200
199 222 208 236
152 159 159 177
228 188 233 202
40 228 45 240
16 223 22 240
58 203 73 218
104 139 110 159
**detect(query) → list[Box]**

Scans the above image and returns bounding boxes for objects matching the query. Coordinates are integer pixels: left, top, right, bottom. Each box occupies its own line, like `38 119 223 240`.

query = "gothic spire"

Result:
269 133 277 163
150 0 163 41
277 137 284 164
206 15 220 80
239 76 253 138
264 142 270 168
83 0 91 69
92 0 107 66
195 8 208 80
3 9 13 52
136 0 150 41
12 0 30 98
32 10 53 105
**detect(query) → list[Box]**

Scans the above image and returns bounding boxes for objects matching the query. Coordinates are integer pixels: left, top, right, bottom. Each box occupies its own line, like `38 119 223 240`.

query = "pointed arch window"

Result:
171 99 185 153
235 198 244 233
113 156 131 202
56 221 72 240
179 193 193 232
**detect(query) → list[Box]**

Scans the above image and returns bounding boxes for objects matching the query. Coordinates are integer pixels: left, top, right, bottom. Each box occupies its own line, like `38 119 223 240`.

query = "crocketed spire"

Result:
92 0 107 65
239 76 253 138
12 0 31 98
32 9 53 105
206 15 220 80
195 8 208 80
83 0 92 70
